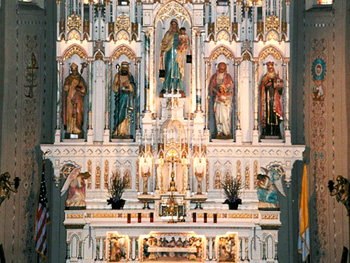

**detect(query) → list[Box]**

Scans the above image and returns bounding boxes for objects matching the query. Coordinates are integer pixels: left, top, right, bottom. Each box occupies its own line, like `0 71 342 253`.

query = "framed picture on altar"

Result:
215 233 238 262
107 233 130 262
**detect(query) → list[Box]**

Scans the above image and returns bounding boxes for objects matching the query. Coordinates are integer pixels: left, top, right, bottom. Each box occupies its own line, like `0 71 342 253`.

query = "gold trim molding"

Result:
154 1 192 26
258 46 282 62
210 45 235 62
67 214 84 219
63 45 88 61
111 45 137 62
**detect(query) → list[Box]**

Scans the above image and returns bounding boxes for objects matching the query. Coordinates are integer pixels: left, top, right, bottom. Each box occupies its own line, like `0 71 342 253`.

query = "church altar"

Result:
41 0 303 262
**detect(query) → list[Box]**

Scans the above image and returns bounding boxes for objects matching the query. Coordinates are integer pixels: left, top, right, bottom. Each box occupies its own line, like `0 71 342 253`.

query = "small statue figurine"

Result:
63 63 87 138
209 62 234 139
259 62 284 138
0 172 20 207
60 166 91 208
257 166 286 209
328 175 350 215
113 62 136 138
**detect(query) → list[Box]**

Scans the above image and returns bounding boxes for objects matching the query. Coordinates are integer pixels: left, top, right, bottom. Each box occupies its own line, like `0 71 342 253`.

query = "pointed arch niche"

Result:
208 45 237 140
152 1 193 113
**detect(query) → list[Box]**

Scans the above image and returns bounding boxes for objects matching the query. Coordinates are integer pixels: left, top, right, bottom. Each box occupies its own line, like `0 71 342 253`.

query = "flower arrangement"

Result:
221 177 242 209
107 173 128 209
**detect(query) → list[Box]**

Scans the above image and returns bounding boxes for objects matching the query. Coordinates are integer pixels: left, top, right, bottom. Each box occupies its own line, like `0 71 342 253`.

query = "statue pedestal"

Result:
252 129 259 144
87 129 93 143
103 129 110 143
235 129 243 145
284 129 291 145
54 129 61 143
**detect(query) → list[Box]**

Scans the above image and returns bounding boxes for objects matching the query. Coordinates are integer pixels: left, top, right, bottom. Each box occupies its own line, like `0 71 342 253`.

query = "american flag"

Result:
34 160 50 260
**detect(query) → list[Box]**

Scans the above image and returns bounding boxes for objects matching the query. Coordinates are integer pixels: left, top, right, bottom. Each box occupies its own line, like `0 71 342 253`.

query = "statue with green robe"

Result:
113 62 135 138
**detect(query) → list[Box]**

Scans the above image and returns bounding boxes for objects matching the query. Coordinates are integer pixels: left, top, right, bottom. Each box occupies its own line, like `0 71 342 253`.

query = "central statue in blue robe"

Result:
160 19 185 96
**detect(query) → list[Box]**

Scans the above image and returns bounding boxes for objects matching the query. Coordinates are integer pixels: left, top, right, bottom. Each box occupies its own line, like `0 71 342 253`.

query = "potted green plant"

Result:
221 177 242 210
107 173 128 209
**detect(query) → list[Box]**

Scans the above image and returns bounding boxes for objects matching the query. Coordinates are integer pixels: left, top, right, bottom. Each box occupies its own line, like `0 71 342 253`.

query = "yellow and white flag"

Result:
298 163 310 261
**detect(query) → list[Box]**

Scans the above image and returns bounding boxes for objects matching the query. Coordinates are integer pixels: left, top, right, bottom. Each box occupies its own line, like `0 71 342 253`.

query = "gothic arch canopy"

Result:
154 1 192 26
209 45 235 62
63 45 88 61
111 45 136 62
258 46 283 62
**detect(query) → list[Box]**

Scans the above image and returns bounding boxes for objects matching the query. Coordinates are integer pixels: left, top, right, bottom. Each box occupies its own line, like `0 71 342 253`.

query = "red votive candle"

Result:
127 213 131 223
193 213 196 223
150 212 154 223
138 213 142 223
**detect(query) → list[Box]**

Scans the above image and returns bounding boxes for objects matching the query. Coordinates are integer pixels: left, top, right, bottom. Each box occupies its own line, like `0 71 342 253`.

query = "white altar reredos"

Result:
41 0 304 262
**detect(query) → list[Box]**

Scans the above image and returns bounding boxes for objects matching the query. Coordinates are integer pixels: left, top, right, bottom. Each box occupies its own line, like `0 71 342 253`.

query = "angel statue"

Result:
61 166 91 208
257 166 286 209
0 172 20 207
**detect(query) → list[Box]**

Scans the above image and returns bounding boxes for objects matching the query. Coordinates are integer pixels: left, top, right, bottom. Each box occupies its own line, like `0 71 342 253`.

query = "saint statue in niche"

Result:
209 62 234 139
113 62 136 138
159 19 189 97
259 62 283 138
63 63 87 138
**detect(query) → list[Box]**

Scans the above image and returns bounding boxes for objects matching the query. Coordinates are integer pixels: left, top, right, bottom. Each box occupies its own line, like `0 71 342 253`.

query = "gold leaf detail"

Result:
266 15 280 32
63 45 87 60
67 14 81 33
115 14 130 33
217 15 230 32
258 47 282 62
210 46 235 62
111 45 136 62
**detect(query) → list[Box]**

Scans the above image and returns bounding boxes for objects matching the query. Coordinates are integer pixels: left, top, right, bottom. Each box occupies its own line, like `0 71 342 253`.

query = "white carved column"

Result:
80 0 84 40
132 237 136 260
286 0 290 39
57 1 61 39
89 1 93 39
209 237 213 260
195 30 202 113
65 0 68 39
284 60 291 144
284 60 290 130
55 60 63 143
253 61 259 144
144 29 151 112
87 60 94 142
204 59 211 129
104 61 111 143
191 29 196 112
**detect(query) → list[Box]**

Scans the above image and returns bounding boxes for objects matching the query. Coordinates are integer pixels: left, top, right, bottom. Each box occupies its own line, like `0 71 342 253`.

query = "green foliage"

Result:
108 173 128 201
221 177 242 203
